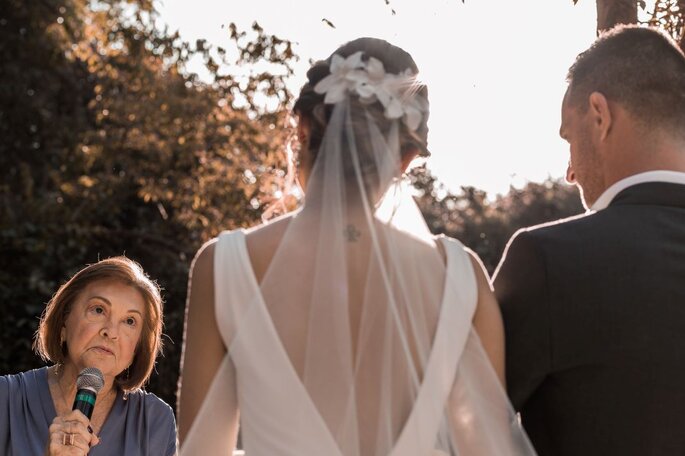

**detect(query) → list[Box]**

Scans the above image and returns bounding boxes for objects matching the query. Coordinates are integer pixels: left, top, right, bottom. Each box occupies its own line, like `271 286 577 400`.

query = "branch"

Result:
596 0 638 34
85 227 190 254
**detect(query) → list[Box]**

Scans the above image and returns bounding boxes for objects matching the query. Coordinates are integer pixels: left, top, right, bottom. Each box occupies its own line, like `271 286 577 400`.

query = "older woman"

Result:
0 257 176 455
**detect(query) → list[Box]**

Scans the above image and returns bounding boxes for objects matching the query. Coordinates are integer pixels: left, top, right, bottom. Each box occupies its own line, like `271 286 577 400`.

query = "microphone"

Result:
72 367 104 420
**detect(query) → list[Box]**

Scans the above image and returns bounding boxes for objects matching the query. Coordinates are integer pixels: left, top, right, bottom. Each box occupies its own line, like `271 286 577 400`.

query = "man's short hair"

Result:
567 25 685 136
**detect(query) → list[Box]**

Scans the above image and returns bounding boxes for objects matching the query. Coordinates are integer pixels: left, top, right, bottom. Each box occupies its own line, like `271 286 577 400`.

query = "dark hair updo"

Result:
293 37 430 189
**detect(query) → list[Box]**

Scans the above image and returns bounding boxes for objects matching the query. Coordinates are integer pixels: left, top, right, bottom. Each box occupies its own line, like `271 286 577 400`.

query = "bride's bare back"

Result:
177 34 531 455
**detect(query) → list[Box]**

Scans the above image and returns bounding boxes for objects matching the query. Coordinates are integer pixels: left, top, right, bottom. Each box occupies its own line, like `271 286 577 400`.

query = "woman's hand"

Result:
45 410 100 455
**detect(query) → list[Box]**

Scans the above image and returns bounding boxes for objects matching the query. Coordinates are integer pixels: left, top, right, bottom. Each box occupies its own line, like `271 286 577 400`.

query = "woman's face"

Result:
61 279 146 381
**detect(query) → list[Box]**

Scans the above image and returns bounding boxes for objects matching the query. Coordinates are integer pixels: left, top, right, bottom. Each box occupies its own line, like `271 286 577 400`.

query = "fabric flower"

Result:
402 93 429 131
315 52 428 131
355 56 386 101
314 51 368 104
373 68 425 129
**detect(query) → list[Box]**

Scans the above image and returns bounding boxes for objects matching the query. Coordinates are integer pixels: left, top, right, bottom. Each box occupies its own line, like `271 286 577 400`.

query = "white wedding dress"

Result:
181 229 533 455
181 77 536 453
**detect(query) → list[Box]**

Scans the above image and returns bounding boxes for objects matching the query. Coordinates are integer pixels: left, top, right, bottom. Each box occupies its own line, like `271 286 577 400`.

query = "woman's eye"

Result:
125 317 137 327
86 305 106 321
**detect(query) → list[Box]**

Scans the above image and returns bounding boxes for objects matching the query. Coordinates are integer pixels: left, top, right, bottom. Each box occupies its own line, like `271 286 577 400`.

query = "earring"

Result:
60 331 67 356
122 366 131 400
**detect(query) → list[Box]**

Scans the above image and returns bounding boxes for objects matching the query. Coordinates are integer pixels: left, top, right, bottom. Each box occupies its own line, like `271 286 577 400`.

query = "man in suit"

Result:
493 25 685 455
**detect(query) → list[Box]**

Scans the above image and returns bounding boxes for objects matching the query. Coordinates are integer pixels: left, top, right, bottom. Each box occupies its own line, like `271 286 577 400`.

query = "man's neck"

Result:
603 136 685 190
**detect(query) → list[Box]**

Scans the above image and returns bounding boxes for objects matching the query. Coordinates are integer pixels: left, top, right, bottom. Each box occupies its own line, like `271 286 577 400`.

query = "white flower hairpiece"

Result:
313 51 428 131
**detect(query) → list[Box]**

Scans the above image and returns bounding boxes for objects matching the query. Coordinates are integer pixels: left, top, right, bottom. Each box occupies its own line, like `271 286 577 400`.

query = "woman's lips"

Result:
91 346 114 355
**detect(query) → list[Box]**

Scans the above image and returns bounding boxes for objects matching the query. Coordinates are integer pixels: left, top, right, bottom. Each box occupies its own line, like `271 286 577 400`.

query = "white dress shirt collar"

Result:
591 170 685 211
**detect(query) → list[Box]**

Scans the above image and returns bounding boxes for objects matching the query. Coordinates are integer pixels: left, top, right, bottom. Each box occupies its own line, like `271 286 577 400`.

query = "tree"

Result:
409 165 584 274
643 0 685 48
595 0 638 32
580 0 685 48
0 0 297 406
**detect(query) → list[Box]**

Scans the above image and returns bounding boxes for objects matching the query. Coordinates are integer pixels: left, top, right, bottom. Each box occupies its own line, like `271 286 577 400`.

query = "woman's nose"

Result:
100 320 119 339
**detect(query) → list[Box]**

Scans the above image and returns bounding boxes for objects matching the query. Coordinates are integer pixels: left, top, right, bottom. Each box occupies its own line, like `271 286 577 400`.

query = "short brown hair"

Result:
34 256 164 391
566 25 685 137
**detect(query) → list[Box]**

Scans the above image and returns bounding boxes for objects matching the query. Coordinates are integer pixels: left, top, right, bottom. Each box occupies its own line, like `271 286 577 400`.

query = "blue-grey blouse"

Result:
0 367 177 455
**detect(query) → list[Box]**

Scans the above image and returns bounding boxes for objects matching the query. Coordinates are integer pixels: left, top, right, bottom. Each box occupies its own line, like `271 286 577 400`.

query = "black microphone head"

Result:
76 367 104 394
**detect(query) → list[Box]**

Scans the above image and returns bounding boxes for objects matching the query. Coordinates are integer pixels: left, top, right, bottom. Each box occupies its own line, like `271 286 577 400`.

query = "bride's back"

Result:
236 36 446 453
245 214 446 453
180 35 536 456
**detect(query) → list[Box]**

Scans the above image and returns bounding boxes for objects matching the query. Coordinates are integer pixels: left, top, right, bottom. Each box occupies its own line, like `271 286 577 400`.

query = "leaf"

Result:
1 0 293 411
322 18 336 29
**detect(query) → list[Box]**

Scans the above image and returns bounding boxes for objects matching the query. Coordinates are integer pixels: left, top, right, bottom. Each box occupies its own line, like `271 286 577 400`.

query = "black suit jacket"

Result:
494 182 685 456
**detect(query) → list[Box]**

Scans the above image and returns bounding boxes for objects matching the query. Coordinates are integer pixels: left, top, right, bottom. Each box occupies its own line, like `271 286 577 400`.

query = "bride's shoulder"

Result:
244 213 297 282
187 212 296 293
189 224 250 277
189 238 217 283
432 233 467 249
244 213 295 252
427 233 465 264
198 212 295 263
434 234 482 260
245 212 294 240
433 234 488 276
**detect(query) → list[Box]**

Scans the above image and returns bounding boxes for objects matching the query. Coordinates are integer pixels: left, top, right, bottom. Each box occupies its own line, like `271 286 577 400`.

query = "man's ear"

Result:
588 92 612 142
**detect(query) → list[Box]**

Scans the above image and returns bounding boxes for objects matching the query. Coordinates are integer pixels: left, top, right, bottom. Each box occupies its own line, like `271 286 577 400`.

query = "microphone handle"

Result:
72 387 97 420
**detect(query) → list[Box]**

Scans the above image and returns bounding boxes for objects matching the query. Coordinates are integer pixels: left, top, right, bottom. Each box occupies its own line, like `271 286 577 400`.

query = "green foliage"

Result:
409 165 584 274
0 0 585 413
641 0 685 47
0 0 295 407
586 0 684 48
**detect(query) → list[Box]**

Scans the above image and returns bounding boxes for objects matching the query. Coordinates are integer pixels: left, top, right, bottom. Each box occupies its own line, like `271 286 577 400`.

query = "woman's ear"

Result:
297 116 311 148
400 148 420 174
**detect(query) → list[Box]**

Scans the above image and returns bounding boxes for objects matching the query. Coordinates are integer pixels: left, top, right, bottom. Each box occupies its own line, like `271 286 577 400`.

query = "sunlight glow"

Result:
157 0 597 197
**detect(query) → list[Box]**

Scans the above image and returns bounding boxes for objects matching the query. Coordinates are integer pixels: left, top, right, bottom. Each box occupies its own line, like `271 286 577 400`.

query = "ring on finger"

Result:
62 433 75 446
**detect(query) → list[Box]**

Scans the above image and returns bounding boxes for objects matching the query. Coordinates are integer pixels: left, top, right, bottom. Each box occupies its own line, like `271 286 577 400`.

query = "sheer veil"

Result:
203 39 536 455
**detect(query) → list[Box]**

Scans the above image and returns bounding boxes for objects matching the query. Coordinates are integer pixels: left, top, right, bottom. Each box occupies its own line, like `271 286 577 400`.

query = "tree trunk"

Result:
679 0 685 51
596 0 638 34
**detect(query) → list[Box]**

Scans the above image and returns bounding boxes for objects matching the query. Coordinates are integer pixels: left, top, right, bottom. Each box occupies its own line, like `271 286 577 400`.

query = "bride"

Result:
177 37 536 455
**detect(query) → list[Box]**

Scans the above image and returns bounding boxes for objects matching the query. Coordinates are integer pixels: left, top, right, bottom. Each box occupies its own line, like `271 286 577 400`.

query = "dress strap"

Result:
213 229 263 350
181 230 252 455
390 236 478 455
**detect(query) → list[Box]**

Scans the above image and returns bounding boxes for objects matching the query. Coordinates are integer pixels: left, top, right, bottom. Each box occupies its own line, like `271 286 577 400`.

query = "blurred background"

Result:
1 0 683 409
